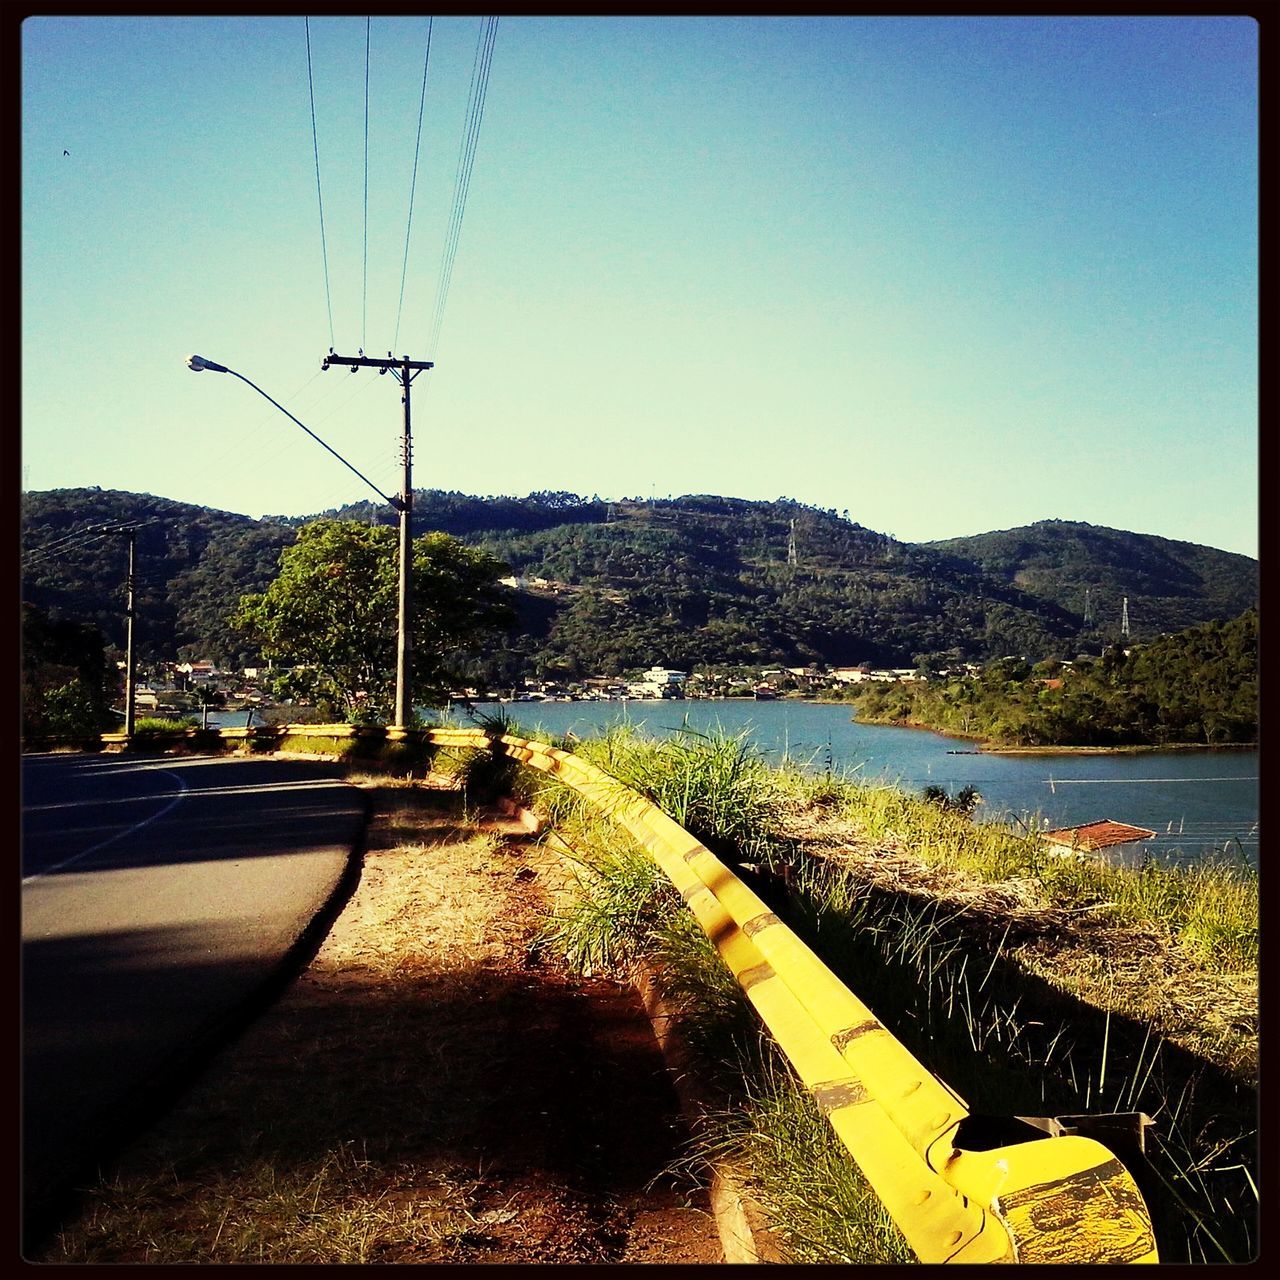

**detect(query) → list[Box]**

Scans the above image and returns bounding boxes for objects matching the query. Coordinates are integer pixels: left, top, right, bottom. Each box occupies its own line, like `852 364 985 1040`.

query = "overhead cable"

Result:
305 17 337 350
362 15 371 354
428 15 499 356
393 17 434 354
22 518 164 568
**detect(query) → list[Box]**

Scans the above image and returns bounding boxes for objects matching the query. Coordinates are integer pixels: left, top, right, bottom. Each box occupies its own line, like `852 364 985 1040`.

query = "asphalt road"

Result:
21 752 368 1247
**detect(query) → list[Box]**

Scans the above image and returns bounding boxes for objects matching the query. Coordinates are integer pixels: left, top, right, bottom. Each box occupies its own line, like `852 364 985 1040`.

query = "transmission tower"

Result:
787 518 798 567
1121 596 1130 638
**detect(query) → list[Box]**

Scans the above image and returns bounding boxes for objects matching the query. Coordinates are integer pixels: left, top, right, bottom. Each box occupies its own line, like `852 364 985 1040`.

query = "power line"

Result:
22 518 159 567
362 15 371 354
428 15 498 355
305 17 336 350
23 521 123 562
393 17 434 354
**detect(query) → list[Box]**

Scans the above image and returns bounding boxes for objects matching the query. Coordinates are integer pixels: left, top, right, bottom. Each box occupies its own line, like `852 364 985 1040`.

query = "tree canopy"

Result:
234 521 515 720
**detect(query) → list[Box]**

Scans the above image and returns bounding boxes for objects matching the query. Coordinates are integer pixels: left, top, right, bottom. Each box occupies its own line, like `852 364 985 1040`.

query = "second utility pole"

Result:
123 527 137 737
321 351 434 729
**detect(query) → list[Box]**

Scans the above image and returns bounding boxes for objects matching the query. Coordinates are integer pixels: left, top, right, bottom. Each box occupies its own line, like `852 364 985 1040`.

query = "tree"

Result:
234 521 515 720
22 602 117 737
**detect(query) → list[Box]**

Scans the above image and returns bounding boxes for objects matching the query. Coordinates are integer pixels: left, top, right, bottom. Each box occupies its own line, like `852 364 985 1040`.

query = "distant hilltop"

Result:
21 488 1258 679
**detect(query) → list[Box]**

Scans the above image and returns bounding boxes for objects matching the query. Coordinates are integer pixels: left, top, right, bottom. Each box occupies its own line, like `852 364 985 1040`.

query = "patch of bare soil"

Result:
41 787 723 1264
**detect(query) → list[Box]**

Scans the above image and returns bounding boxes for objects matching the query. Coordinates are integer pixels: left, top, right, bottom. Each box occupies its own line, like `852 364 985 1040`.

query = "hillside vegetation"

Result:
926 520 1257 639
22 489 1257 683
854 610 1258 747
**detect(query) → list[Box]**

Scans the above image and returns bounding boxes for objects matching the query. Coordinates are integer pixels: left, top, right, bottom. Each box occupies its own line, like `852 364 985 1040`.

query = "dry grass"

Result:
38 786 721 1266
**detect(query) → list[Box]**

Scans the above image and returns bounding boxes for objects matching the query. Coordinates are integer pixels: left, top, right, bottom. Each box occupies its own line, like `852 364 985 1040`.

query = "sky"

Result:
21 16 1258 556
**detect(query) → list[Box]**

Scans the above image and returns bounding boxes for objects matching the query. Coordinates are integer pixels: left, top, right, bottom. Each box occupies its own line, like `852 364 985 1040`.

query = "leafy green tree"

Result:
234 521 515 720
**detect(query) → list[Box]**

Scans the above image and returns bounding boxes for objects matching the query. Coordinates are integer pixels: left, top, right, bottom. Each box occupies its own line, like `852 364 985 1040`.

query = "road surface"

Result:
21 752 367 1246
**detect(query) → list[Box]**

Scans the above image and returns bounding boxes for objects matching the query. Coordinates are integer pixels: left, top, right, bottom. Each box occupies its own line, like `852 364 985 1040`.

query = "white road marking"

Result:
23 770 190 885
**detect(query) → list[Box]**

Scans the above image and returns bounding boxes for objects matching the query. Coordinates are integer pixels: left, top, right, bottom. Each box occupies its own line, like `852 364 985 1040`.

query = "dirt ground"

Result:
39 784 725 1264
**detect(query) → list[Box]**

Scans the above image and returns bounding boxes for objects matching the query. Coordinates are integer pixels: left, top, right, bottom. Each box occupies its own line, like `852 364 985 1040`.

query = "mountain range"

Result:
20 488 1258 682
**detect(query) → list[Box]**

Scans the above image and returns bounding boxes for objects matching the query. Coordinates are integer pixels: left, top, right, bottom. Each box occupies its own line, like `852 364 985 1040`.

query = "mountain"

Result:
21 489 1257 681
20 489 295 669
925 520 1258 640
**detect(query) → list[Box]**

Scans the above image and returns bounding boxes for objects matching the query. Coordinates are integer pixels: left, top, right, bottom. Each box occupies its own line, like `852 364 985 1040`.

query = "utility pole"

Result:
321 351 434 728
124 528 137 737
101 526 139 736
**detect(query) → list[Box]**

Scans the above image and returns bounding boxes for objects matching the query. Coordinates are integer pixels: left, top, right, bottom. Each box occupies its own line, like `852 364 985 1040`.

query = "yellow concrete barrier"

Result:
421 728 1158 1265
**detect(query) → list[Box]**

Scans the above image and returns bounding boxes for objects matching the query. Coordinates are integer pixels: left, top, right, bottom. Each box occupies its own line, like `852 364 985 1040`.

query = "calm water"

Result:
454 699 1259 867
213 700 1258 866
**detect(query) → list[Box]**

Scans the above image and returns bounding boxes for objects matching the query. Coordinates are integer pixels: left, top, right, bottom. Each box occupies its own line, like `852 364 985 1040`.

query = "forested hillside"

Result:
854 610 1259 747
22 488 1258 680
927 520 1257 638
20 490 294 667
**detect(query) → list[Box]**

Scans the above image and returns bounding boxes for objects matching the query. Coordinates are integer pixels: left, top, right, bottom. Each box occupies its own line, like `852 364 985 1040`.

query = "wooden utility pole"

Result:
320 351 434 728
100 526 140 736
124 528 137 737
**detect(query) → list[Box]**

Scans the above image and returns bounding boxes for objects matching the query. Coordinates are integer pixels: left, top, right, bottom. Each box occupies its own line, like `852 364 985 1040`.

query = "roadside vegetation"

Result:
512 723 1257 1263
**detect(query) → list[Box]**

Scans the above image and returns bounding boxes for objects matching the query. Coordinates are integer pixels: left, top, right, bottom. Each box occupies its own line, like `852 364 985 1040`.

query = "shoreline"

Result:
840 711 1255 756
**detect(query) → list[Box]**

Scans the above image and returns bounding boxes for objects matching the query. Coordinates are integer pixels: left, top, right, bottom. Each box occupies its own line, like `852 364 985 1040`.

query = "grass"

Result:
536 812 912 1265
776 772 1258 973
695 1058 914 1265
536 826 678 975
131 715 200 734
572 723 785 863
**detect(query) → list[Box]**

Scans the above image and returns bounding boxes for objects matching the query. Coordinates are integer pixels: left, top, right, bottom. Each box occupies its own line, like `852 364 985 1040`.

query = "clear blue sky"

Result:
22 16 1258 556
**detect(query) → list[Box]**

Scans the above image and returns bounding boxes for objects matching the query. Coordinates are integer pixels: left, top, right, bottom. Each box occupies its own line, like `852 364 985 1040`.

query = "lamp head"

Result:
186 354 229 373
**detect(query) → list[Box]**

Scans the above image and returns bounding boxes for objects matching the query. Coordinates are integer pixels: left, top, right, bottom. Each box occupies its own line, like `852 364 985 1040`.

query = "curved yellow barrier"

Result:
422 728 1158 1265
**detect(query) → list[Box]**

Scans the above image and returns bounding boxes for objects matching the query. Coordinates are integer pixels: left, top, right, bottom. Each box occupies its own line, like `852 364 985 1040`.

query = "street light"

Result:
185 355 399 508
186 354 228 373
186 353 411 724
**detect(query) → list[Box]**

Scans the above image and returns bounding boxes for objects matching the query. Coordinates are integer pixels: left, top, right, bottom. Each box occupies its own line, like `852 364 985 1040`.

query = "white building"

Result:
642 666 687 686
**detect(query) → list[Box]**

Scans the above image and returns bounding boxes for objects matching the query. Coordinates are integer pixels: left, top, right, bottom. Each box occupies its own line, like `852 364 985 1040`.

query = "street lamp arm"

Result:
187 355 399 509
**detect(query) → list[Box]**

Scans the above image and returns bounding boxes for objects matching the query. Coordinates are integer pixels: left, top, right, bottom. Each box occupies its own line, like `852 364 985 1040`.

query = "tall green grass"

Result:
769 770 1258 973
536 807 911 1264
574 724 783 863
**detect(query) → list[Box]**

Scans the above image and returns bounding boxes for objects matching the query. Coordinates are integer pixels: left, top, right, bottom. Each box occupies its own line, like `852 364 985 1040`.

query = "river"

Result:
453 699 1259 868
211 700 1258 867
